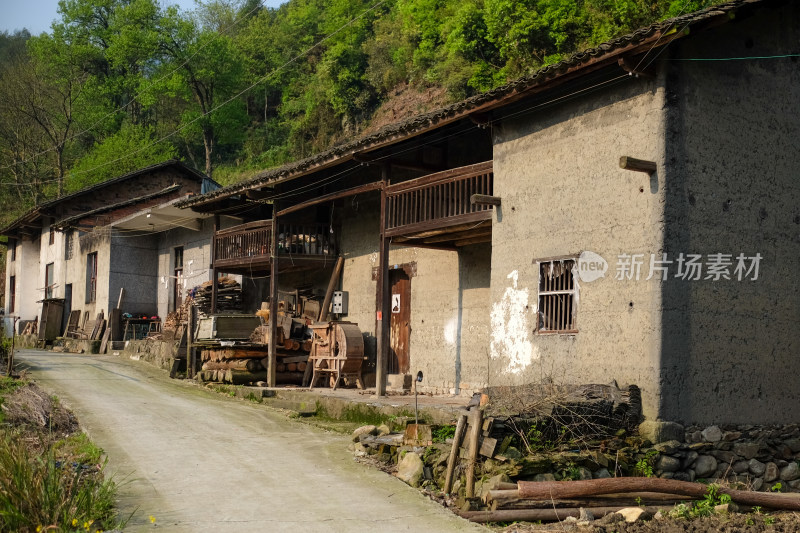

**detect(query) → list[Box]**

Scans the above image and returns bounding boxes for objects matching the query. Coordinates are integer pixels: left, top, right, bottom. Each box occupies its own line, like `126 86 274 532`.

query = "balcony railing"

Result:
385 161 493 236
213 220 337 270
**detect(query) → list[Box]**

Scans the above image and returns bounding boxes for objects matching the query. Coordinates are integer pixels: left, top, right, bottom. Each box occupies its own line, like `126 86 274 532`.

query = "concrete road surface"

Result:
16 350 487 532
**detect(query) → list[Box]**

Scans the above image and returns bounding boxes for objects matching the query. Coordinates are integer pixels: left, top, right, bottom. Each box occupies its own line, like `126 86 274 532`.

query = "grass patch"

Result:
0 373 125 532
0 430 121 532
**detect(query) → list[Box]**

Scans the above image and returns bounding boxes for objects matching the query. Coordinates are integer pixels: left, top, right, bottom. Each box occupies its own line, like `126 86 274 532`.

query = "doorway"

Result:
388 267 411 374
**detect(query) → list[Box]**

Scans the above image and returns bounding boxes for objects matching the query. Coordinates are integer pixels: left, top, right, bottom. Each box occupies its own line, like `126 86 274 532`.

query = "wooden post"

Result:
318 256 345 322
7 317 18 377
210 214 219 314
444 411 469 494
465 407 482 498
267 211 279 387
375 171 389 397
186 304 196 378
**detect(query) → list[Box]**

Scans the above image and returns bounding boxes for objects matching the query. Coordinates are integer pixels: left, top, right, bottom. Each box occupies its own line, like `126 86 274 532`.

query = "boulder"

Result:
779 462 800 482
748 458 766 477
593 468 611 479
395 452 424 487
764 462 779 483
376 424 391 436
617 507 651 523
701 426 723 443
352 425 377 442
694 455 717 478
639 421 684 444
656 455 681 473
733 442 760 460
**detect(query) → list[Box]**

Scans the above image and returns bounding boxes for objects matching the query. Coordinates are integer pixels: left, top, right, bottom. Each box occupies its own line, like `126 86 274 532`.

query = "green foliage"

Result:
633 449 658 477
556 461 582 481
770 482 782 492
432 424 456 443
66 123 177 191
0 430 122 533
668 484 731 519
0 0 725 222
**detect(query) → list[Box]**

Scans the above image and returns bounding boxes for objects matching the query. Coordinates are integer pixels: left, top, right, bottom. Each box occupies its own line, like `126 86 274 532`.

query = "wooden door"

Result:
389 269 411 374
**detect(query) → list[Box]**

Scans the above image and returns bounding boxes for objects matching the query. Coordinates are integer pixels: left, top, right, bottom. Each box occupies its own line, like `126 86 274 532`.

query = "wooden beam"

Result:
455 235 492 247
470 194 501 207
245 187 274 200
619 156 657 174
423 228 491 244
398 220 491 240
267 212 279 388
277 181 383 217
375 167 390 397
389 241 457 252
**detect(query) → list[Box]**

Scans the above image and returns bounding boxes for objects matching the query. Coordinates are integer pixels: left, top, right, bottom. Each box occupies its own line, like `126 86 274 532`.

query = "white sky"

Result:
0 0 282 35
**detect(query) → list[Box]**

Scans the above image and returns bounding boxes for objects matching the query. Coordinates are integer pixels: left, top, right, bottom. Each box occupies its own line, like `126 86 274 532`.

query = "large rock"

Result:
701 426 723 443
694 455 717 478
395 452 424 487
733 442 760 460
656 455 681 473
779 462 800 481
764 462 779 483
352 425 377 442
748 458 766 477
617 507 651 523
639 421 685 444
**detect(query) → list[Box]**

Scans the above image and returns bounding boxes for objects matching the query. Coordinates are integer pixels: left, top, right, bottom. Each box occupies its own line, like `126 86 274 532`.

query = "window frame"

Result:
86 252 98 304
45 262 55 299
535 256 579 335
8 275 15 313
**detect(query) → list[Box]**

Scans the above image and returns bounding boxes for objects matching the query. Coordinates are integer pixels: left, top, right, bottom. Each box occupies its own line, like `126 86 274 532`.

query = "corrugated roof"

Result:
179 0 765 209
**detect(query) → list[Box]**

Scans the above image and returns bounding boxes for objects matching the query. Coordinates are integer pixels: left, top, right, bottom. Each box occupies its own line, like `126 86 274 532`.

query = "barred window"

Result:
537 258 577 334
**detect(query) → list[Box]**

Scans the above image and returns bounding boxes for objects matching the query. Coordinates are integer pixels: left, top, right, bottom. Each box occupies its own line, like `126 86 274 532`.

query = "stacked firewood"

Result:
189 277 243 315
197 346 310 385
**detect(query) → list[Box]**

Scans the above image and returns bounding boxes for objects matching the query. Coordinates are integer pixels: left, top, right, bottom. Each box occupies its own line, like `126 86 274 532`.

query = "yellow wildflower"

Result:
149 515 157 524
36 526 42 533
72 519 79 527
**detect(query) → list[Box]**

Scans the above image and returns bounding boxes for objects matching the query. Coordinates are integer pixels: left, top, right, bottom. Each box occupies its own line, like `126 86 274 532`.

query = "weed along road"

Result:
16 350 487 533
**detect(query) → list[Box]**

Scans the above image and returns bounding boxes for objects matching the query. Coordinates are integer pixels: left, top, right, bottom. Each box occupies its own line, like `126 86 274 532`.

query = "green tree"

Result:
66 123 177 191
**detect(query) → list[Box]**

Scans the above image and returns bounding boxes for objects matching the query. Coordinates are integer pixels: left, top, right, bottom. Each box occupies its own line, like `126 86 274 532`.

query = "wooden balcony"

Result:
385 161 493 237
213 220 337 274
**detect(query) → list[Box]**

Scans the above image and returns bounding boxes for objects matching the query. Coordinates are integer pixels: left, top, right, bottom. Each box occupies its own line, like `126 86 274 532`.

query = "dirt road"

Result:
17 350 486 532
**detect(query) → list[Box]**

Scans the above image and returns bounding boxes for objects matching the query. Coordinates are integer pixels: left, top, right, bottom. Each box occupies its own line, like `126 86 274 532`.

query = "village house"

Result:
1 160 220 340
176 0 799 426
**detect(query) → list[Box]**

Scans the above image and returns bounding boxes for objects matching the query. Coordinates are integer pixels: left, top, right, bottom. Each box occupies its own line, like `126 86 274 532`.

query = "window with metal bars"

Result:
537 259 577 334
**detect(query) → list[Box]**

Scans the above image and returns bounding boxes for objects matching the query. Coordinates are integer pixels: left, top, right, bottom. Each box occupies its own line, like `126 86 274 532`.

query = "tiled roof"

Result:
179 0 764 208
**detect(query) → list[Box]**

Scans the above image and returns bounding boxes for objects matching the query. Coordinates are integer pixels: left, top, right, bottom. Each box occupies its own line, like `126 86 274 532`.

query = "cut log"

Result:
201 359 262 372
283 339 294 350
287 362 297 372
516 478 800 511
444 411 468 495
465 408 482 498
277 363 287 372
458 506 663 524
204 348 269 360
225 370 269 385
291 340 300 351
297 361 307 372
302 340 312 352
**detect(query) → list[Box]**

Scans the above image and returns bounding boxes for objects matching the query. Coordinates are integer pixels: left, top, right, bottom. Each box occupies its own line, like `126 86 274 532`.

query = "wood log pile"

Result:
459 477 800 523
196 345 310 385
189 277 243 315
